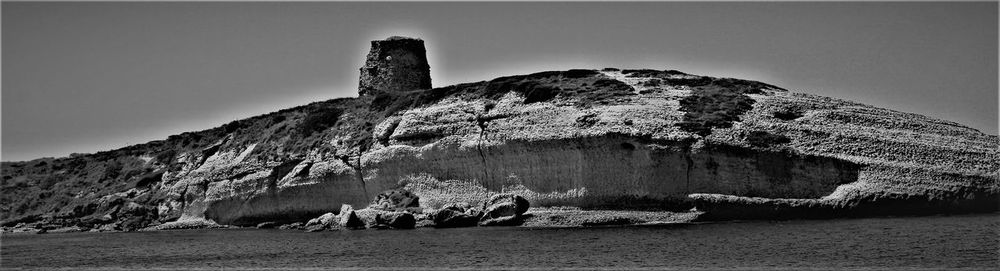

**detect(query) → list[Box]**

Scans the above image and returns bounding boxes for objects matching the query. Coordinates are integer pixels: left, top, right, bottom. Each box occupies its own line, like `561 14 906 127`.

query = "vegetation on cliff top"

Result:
621 69 785 137
371 69 635 115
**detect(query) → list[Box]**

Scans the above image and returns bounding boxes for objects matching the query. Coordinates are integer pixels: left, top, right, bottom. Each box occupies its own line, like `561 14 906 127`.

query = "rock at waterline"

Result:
441 202 482 217
480 203 525 226
481 194 530 216
479 194 530 226
318 212 338 227
306 212 338 228
375 211 416 229
338 205 365 229
432 208 479 228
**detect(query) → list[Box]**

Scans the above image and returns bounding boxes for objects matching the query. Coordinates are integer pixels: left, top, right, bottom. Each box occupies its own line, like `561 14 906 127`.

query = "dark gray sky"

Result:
2 2 997 161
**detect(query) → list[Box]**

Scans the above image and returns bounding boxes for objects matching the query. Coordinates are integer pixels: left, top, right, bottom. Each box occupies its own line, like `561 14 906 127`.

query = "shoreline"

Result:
2 207 702 234
6 208 998 235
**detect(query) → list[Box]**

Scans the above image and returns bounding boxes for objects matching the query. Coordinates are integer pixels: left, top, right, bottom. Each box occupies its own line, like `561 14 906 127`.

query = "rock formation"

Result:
479 194 529 226
358 36 431 96
2 38 998 232
374 211 416 229
432 204 481 228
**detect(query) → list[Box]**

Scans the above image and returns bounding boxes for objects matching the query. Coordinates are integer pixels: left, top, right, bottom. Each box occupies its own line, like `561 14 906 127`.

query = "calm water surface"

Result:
2 214 997 270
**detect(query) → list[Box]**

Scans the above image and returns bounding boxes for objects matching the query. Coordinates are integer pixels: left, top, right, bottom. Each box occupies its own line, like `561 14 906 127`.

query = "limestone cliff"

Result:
2 68 997 229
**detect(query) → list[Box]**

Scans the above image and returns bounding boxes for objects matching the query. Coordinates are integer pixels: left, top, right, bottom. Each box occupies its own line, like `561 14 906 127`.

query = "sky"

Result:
2 2 997 161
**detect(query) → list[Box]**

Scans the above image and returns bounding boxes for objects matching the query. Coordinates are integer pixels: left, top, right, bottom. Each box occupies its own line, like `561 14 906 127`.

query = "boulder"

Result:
414 213 433 227
369 189 420 211
338 208 365 229
479 202 522 226
339 204 354 215
354 209 382 228
305 212 337 228
375 211 416 229
481 194 530 215
317 212 338 227
465 207 483 217
432 209 479 228
479 194 530 226
305 218 321 227
441 202 482 217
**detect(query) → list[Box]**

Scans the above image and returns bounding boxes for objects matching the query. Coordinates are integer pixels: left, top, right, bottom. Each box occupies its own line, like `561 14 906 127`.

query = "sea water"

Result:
2 213 997 270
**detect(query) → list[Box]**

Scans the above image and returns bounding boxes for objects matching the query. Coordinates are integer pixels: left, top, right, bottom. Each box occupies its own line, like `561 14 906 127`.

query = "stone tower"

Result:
358 36 431 96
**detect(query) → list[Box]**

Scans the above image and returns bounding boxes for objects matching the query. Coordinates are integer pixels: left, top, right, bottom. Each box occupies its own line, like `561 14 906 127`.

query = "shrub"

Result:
37 175 62 190
133 171 164 188
773 108 805 121
102 160 124 180
154 149 176 164
562 69 600 78
745 131 792 148
676 89 755 136
270 114 287 123
622 69 687 78
575 113 600 127
623 69 785 94
221 120 243 133
641 79 662 87
298 108 343 136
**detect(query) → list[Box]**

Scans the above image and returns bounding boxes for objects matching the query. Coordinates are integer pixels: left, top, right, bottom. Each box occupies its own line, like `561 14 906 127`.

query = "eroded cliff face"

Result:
3 69 997 229
361 92 862 211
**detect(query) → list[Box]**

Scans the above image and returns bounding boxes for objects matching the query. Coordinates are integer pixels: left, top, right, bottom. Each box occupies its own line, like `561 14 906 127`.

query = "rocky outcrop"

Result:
2 66 997 231
431 203 481 228
152 219 223 231
479 194 529 226
338 205 364 229
374 211 416 229
305 212 337 228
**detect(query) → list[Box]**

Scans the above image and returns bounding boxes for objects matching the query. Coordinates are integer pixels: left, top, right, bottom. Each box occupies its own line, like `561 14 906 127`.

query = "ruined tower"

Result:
358 36 431 96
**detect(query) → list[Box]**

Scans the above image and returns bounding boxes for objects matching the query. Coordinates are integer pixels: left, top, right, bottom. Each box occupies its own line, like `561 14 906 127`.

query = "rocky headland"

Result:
3 37 997 233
